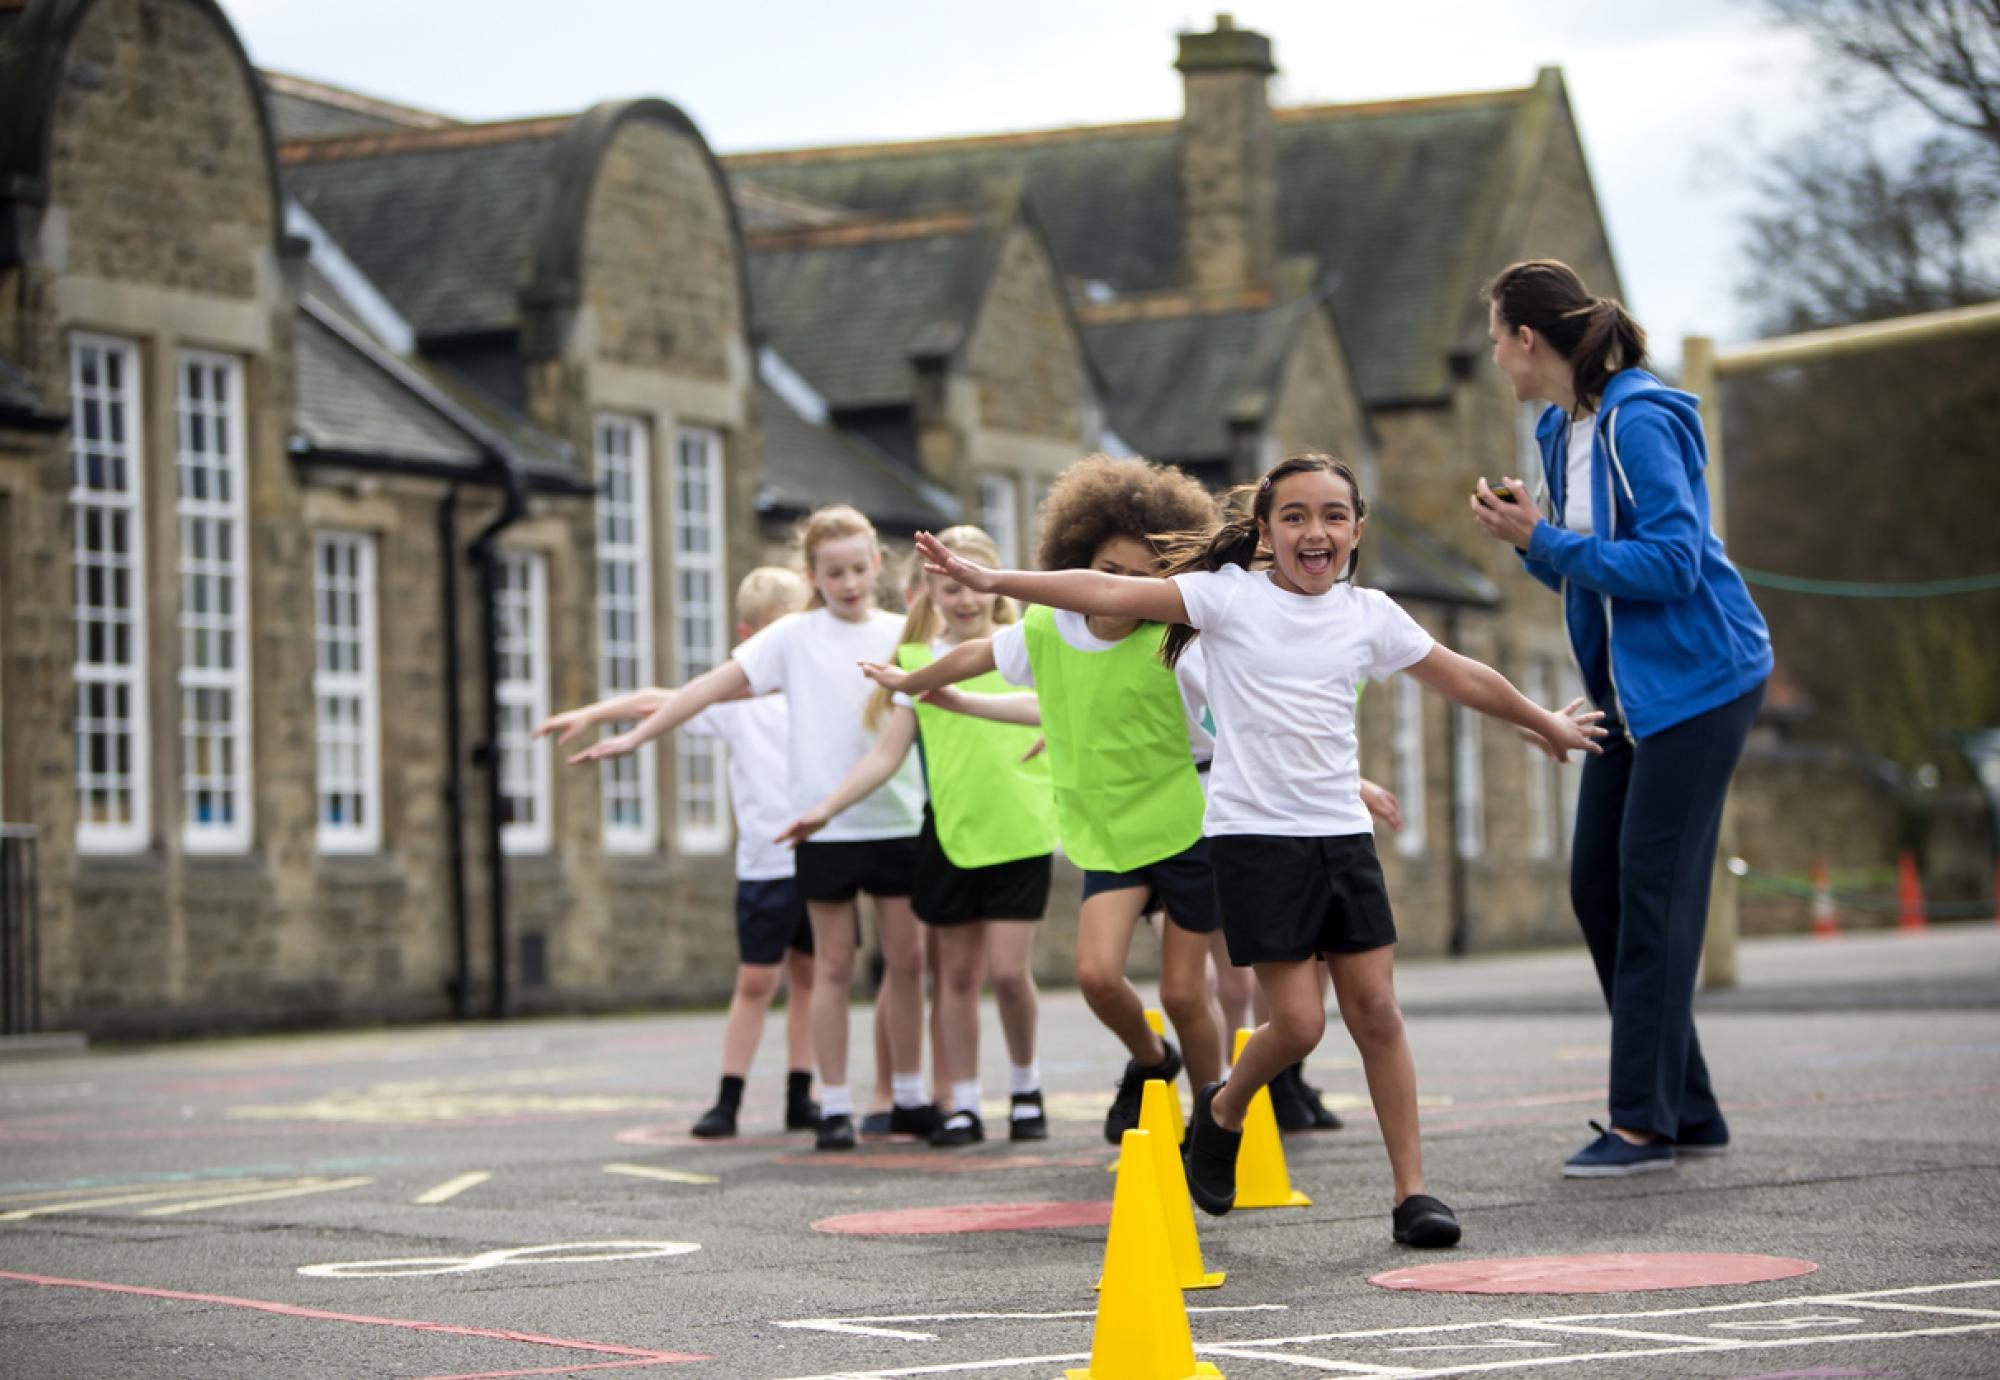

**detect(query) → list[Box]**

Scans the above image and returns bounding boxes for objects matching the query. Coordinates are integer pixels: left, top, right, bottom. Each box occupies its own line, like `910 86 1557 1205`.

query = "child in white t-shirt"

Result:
567 506 934 1152
911 453 1605 1248
535 567 819 1138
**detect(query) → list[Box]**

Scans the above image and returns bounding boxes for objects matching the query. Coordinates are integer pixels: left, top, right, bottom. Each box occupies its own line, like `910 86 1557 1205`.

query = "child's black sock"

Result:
786 1069 813 1103
717 1074 746 1109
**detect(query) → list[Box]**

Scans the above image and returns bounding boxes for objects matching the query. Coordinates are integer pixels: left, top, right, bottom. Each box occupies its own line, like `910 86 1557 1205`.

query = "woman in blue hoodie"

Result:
1472 259 1772 1178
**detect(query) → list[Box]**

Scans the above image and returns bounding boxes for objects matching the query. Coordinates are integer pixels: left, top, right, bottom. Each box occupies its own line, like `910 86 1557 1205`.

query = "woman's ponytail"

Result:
1485 259 1649 414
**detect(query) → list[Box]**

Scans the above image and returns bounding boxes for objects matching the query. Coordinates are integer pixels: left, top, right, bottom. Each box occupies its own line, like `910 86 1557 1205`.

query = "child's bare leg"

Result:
874 895 927 1085
1208 930 1254 1052
720 963 781 1078
926 926 950 1106
784 948 814 1073
984 921 1039 1068
806 900 859 1092
1073 888 1164 1062
1212 959 1324 1128
1327 946 1426 1203
869 972 893 1114
934 923 986 1100
1159 920 1223 1091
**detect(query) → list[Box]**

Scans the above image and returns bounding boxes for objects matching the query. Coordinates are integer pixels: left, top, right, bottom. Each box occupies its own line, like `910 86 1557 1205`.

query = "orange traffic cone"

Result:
1068 1129 1224 1380
1897 848 1926 931
1809 860 1838 939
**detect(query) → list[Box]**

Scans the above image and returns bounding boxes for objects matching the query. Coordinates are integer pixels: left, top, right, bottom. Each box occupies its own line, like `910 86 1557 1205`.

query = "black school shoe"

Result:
815 1113 857 1151
1105 1040 1182 1145
858 1109 894 1137
1008 1091 1050 1141
929 1109 985 1147
1392 1194 1461 1248
690 1102 737 1139
1297 1068 1344 1130
1270 1064 1315 1133
889 1102 944 1138
785 1097 822 1132
1183 1082 1240 1216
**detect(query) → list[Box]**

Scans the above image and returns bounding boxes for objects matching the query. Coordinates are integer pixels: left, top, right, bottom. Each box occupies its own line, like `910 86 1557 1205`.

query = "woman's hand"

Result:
1519 697 1606 762
774 807 831 848
1470 476 1543 549
568 731 639 765
913 530 999 592
859 660 913 693
1358 777 1404 833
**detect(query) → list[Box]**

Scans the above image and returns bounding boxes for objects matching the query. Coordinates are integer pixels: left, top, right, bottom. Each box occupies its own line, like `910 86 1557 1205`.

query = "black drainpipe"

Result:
438 486 471 1020
467 458 528 1020
1445 604 1470 955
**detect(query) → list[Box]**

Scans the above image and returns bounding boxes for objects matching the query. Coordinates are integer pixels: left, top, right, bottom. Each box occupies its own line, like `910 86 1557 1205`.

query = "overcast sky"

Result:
228 0 1827 366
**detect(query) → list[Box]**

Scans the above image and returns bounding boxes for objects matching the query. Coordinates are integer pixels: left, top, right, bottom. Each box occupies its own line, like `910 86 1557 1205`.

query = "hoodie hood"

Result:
1601 370 1706 476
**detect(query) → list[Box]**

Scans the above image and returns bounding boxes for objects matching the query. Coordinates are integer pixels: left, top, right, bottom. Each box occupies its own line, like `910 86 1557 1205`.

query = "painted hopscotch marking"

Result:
0 1269 707 1371
775 1305 1287 1343
604 1163 720 1186
768 1279 2000 1379
0 1175 370 1221
299 1241 702 1279
413 1171 491 1205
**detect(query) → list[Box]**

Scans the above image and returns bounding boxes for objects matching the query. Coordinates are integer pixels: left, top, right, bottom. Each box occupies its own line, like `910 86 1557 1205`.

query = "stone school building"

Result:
0 0 1630 1035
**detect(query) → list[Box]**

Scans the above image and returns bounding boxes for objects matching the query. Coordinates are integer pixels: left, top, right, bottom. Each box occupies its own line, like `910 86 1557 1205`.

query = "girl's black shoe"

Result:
690 1103 737 1139
1183 1081 1240 1216
1392 1194 1461 1248
785 1097 822 1131
815 1113 857 1151
1008 1091 1049 1141
929 1110 985 1146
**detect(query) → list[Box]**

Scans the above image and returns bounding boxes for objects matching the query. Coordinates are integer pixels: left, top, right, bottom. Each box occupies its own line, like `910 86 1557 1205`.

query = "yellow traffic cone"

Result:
1230 1028 1311 1210
1068 1129 1224 1380
1109 1011 1183 1173
1098 1080 1224 1292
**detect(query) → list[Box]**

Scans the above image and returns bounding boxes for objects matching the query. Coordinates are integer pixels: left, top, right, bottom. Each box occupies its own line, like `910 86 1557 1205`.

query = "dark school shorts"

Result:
735 877 814 966
1080 836 1221 935
794 834 919 904
912 808 1052 926
1209 832 1397 966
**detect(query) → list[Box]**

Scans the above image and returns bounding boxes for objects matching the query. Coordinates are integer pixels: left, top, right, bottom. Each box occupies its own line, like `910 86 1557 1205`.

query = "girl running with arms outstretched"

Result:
910 454 1604 1246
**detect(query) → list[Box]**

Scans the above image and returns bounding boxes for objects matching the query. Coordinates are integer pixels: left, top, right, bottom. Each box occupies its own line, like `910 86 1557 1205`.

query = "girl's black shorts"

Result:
912 808 1052 926
1208 833 1397 965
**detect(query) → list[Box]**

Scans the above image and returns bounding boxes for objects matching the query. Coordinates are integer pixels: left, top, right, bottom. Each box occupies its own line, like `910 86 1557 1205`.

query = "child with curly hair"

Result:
863 456 1226 1140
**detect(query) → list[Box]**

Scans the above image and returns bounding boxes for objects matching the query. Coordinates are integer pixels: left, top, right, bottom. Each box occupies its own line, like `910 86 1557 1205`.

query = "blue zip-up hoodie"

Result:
1518 368 1772 739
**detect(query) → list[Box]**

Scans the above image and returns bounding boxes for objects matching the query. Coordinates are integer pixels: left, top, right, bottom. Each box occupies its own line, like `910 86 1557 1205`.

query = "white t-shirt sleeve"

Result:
1169 568 1236 629
1362 590 1436 680
990 622 1034 687
730 612 795 694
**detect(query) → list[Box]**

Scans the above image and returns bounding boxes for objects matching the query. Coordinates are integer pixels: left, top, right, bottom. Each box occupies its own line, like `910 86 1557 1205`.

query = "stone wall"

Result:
965 223 1086 445
1268 308 1369 466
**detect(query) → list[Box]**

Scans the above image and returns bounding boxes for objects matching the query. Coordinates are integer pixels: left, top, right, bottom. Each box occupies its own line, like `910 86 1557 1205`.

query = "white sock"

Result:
950 1080 982 1115
891 1073 927 1108
819 1084 852 1117
1008 1062 1041 1097
1220 1063 1233 1082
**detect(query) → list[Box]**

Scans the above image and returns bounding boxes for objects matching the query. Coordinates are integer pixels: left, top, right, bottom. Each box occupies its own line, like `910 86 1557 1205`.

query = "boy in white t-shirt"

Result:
536 567 819 1138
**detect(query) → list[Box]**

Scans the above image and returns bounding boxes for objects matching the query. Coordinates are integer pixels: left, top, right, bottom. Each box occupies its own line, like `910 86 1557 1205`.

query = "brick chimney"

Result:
1175 13 1277 292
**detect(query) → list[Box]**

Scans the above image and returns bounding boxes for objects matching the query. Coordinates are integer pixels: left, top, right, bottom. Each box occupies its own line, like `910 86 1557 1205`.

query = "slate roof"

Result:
755 383 952 531
748 217 991 410
1360 507 1499 607
262 71 457 143
726 87 1542 406
283 128 567 339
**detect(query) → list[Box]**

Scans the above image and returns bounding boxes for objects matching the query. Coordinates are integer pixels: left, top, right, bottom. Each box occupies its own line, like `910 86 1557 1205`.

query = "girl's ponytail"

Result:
1156 496 1260 668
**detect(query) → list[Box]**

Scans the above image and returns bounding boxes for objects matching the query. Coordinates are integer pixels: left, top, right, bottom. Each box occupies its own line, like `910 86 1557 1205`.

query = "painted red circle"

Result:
1371 1253 1818 1295
814 1201 1113 1235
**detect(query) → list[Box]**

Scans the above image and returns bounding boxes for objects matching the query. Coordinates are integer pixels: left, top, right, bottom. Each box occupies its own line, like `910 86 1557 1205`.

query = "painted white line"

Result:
1388 1341 1560 1354
779 1321 947 1342
140 1176 373 1216
299 1239 701 1279
0 1177 270 1206
773 1304 1284 1341
0 1182 277 1220
603 1162 719 1185
1708 1314 1864 1332
772 1353 1088 1379
1826 1298 2000 1320
413 1171 490 1205
1203 1347 1418 1373
1510 1321 1732 1346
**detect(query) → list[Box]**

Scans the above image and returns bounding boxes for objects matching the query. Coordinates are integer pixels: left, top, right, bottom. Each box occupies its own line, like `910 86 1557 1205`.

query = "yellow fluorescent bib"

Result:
898 642 1056 868
1020 607 1205 873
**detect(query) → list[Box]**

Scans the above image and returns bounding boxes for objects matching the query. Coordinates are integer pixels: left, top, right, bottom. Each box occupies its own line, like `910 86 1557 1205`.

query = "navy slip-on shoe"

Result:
1563 1120 1677 1177
1675 1116 1731 1157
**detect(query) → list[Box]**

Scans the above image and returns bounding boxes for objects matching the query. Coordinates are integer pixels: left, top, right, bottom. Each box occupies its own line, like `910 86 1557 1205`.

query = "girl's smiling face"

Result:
1259 468 1362 596
928 571 995 642
810 533 881 621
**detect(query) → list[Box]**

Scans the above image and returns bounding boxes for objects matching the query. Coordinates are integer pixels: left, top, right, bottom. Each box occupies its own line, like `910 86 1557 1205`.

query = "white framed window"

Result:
1392 675 1426 858
71 334 150 853
495 551 551 854
1454 704 1484 860
313 531 380 853
175 350 253 852
672 427 728 852
977 473 1020 568
595 414 658 854
1522 659 1557 859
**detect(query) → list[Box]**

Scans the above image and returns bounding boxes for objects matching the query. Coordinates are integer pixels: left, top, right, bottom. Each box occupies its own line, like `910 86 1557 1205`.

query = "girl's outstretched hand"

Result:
916 686 966 712
1359 778 1404 833
858 660 911 692
1519 697 1607 762
913 530 999 592
774 807 831 848
568 732 639 766
534 708 593 745
1535 697 1608 763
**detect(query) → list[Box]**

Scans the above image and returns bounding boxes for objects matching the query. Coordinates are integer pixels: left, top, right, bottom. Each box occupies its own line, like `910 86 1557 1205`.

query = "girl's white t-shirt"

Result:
732 607 925 841
990 609 1213 763
1564 413 1596 535
685 693 794 882
1170 566 1435 837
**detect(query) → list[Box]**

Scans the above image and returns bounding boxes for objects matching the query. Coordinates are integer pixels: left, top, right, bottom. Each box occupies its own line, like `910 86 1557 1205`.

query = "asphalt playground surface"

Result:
3 924 1998 1379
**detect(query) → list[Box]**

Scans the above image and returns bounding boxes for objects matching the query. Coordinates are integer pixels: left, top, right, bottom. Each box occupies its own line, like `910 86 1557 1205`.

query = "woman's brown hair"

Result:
1157 453 1366 667
1484 258 1648 415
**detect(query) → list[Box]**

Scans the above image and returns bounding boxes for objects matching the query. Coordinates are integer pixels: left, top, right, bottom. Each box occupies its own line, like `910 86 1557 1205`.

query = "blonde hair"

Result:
864 524 1017 731
794 504 880 609
735 565 808 633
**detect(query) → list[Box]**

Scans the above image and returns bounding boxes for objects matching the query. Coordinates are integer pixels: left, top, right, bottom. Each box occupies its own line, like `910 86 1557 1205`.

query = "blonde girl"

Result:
910 454 1604 1247
779 525 1053 1146
574 505 933 1151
